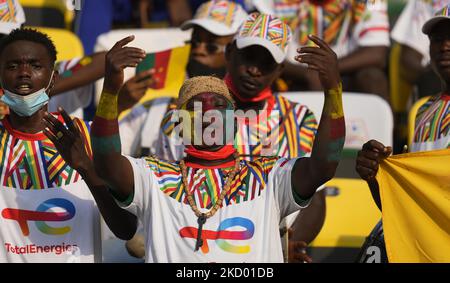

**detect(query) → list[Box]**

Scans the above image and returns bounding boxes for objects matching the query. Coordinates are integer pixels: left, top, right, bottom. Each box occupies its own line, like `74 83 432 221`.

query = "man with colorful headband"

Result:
355 5 450 262
251 0 390 101
90 27 345 261
154 13 326 258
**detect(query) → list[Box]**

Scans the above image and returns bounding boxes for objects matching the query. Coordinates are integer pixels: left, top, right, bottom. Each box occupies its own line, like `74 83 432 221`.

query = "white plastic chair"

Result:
281 92 394 149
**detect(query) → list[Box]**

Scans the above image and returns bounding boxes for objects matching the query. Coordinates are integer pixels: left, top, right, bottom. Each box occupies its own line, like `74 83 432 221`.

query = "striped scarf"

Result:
414 94 450 144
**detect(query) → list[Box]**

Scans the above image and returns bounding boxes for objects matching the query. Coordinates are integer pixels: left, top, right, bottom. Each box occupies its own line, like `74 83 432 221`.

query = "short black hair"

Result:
0 28 57 65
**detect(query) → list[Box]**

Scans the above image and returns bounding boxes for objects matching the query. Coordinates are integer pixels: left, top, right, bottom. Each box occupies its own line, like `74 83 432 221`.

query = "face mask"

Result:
187 58 226 79
1 71 54 117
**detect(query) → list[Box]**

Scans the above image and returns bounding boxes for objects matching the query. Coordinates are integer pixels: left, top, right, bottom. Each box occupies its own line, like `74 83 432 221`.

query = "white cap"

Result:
234 12 292 64
181 0 248 36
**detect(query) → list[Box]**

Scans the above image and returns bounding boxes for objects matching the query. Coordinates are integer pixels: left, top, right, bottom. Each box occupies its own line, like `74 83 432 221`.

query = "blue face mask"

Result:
1 71 54 117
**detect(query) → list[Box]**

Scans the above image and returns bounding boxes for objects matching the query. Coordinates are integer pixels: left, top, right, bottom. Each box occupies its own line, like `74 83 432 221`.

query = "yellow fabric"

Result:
118 44 191 120
32 27 84 61
377 149 450 263
389 43 413 113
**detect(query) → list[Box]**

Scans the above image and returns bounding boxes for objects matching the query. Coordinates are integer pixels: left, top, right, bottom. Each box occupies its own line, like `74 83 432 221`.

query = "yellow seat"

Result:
389 43 414 114
407 96 431 147
310 178 381 249
19 0 74 29
32 27 84 61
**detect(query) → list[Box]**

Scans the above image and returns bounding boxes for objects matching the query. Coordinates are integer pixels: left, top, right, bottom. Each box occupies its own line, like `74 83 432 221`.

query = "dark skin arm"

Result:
290 190 326 244
166 0 193 27
139 0 192 27
51 52 107 95
338 46 388 74
399 44 426 85
42 107 138 240
286 229 313 263
91 36 146 200
282 46 388 90
291 35 346 199
355 139 392 211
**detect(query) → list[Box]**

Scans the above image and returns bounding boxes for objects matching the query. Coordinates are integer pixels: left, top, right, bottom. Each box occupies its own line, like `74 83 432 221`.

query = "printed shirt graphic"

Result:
283 0 390 61
412 94 450 152
0 115 101 263
158 95 317 161
121 156 306 262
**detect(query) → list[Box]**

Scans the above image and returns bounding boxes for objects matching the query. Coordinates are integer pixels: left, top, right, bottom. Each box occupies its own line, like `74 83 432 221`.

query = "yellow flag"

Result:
119 44 191 120
377 149 450 263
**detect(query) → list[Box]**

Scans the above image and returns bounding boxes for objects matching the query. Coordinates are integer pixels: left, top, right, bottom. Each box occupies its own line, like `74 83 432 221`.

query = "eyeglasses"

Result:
185 39 227 54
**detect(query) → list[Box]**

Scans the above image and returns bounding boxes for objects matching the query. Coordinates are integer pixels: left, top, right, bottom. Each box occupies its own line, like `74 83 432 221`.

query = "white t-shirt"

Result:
120 155 309 262
391 0 450 66
119 97 175 157
0 117 101 262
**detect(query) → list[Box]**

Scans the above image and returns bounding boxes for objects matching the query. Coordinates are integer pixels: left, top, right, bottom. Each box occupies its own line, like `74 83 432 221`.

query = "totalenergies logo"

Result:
1 198 76 236
180 217 254 254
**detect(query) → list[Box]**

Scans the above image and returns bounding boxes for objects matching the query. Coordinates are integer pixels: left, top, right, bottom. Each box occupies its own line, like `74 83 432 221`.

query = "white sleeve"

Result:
270 158 310 220
391 0 433 66
119 105 148 157
352 1 390 48
118 156 153 220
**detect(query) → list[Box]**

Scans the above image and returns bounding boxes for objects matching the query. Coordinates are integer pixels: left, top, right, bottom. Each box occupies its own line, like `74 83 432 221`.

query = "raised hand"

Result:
104 36 146 94
356 140 392 181
118 69 156 112
43 107 92 174
295 34 341 90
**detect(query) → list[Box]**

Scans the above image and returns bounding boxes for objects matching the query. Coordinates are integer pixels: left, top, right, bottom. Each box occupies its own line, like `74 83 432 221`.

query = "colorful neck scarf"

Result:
184 145 237 169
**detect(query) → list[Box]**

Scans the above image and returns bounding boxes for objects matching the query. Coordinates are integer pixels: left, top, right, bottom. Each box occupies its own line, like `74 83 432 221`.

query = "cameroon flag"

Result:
136 50 172 89
119 44 190 119
377 149 450 263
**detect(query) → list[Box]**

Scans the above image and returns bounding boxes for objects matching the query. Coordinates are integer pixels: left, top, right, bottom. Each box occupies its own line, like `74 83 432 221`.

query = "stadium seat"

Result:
407 96 431 147
389 42 414 114
282 92 392 262
19 0 74 29
33 27 84 61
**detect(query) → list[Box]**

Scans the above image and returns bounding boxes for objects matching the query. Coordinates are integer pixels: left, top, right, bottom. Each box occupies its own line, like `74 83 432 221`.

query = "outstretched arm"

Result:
338 46 388 74
51 52 107 95
291 35 345 200
91 36 146 200
43 108 138 240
